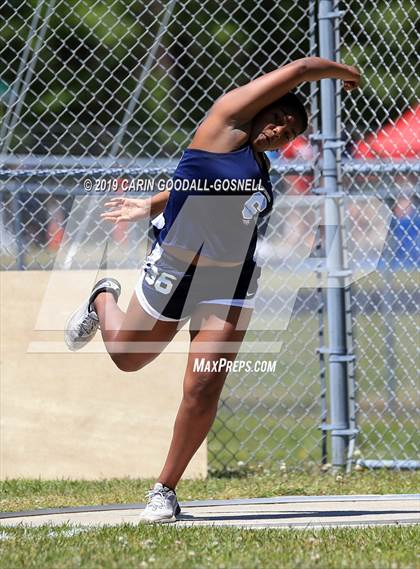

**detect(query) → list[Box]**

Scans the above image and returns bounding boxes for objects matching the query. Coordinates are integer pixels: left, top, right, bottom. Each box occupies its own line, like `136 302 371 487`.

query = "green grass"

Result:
1 471 419 568
1 470 419 513
1 524 419 569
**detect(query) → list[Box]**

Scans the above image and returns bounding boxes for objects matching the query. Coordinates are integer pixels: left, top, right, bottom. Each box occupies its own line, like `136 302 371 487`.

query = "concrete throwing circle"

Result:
1 494 419 530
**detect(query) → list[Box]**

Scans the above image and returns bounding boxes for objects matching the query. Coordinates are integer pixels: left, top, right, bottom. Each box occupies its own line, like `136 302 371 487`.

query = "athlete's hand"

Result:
342 65 361 91
101 197 151 223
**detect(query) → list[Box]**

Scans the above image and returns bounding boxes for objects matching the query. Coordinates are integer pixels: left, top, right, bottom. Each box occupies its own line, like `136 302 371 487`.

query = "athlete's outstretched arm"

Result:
213 57 360 123
101 191 169 223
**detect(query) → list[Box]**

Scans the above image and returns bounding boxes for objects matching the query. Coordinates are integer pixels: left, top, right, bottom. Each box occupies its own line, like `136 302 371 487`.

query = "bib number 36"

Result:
144 265 176 294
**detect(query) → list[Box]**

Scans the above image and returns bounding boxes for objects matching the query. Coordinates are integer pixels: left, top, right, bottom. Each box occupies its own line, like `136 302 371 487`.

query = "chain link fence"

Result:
1 0 418 471
340 0 419 469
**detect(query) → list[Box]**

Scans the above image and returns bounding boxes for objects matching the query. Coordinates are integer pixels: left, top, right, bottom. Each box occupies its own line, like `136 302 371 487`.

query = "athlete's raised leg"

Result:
65 278 182 372
93 291 181 372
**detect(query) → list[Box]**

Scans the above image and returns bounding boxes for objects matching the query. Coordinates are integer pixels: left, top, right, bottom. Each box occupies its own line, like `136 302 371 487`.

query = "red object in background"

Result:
281 136 313 161
47 208 64 251
280 136 313 194
354 105 420 159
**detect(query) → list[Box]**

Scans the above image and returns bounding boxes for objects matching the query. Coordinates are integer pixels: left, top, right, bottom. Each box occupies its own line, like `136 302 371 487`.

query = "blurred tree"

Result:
341 0 418 138
0 0 417 157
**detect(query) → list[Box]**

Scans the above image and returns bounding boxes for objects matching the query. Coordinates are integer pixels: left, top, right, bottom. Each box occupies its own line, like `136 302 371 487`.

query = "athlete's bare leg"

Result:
93 292 181 372
156 303 252 489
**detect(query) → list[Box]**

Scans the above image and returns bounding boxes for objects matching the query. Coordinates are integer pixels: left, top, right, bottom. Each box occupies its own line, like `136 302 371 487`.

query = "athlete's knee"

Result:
110 353 147 373
183 372 224 410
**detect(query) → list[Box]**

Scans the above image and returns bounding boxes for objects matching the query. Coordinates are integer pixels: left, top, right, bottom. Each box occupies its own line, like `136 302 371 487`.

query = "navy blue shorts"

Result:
136 245 261 322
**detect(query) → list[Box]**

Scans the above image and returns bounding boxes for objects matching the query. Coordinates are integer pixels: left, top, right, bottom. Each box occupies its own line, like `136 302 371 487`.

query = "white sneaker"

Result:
140 482 181 523
64 278 121 351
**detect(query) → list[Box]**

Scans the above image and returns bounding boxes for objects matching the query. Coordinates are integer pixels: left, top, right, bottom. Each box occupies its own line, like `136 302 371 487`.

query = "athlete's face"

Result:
250 105 304 152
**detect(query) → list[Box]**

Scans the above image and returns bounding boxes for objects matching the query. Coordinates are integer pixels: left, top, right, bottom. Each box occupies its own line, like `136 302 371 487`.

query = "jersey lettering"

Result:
242 191 268 224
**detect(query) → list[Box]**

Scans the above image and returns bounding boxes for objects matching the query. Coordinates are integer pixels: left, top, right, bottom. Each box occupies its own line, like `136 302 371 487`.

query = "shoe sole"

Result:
139 504 181 524
139 515 178 524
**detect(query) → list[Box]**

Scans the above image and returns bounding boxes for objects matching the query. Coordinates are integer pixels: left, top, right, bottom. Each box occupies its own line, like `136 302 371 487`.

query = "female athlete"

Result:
65 56 360 522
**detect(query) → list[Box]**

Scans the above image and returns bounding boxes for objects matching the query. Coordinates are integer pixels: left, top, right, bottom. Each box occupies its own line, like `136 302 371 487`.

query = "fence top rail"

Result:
1 158 419 180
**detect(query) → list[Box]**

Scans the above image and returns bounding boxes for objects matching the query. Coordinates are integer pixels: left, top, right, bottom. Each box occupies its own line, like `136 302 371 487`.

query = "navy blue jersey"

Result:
152 142 273 263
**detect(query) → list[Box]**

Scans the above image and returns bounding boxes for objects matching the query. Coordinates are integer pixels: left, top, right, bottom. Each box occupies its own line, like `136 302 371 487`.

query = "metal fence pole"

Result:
309 0 328 465
318 0 349 468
